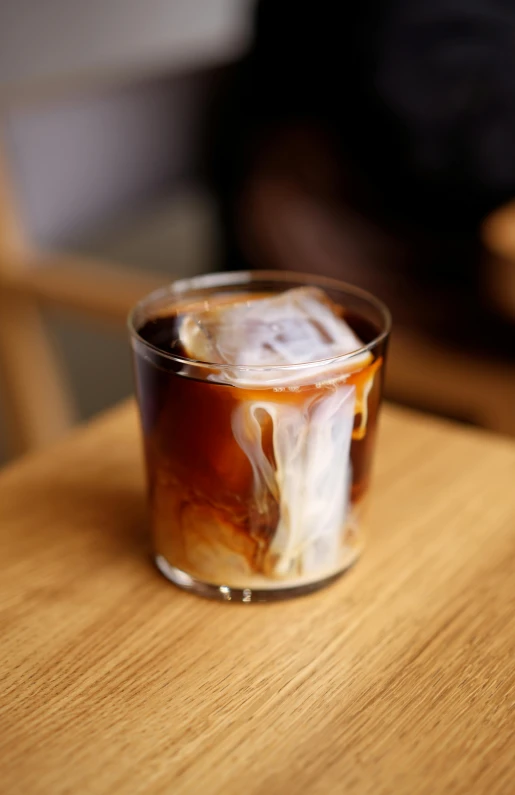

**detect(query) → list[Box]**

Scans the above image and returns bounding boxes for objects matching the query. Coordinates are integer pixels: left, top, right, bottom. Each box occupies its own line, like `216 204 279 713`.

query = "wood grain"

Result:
0 253 165 326
0 137 75 454
1 402 514 795
387 327 515 435
0 131 165 456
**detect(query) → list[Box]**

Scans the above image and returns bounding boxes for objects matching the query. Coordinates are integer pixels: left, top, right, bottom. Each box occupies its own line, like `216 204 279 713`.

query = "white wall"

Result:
0 0 251 97
4 73 211 246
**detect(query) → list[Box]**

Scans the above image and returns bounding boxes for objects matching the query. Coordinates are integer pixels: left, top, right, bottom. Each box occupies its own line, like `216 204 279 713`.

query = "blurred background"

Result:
1 0 515 463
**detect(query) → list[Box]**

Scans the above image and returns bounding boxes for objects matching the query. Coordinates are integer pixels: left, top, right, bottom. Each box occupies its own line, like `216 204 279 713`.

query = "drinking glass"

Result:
129 271 390 602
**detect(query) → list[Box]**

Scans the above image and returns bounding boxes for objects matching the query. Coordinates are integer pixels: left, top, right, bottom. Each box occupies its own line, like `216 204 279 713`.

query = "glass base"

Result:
155 554 357 603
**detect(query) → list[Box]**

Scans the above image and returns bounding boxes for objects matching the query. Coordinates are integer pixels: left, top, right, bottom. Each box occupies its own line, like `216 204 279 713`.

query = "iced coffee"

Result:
129 272 390 601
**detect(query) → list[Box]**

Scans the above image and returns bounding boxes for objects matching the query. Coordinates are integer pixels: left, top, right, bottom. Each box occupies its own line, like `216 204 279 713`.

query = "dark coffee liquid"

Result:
133 290 387 587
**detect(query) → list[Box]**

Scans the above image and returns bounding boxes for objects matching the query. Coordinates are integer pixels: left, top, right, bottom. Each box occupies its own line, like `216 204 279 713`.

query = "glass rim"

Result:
128 270 391 372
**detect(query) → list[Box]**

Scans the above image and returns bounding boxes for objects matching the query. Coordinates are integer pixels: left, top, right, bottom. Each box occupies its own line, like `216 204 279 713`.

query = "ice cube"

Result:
179 287 371 386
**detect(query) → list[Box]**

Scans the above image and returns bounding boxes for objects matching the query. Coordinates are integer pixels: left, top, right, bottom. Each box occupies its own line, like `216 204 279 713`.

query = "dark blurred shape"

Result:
377 0 515 194
209 0 515 355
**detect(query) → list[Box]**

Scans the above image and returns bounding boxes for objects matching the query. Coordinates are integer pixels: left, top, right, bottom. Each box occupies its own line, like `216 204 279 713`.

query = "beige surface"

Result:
1 402 515 795
387 328 515 435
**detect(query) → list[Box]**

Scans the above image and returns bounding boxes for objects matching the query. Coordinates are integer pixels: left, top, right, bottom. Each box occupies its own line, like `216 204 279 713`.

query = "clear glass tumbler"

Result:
129 271 390 602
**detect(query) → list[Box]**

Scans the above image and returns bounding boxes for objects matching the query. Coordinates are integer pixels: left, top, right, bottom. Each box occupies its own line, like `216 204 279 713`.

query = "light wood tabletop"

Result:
1 402 515 795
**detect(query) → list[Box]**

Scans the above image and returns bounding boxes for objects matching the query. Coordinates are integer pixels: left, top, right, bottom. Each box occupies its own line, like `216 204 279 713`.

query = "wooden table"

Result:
1 403 515 794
